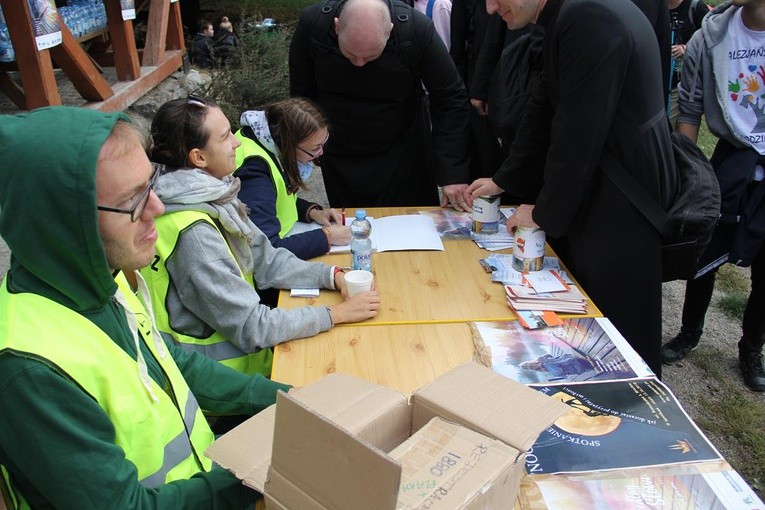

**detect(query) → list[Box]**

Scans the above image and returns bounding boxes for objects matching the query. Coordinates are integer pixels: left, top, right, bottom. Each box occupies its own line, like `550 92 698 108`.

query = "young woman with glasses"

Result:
143 96 380 378
234 98 350 260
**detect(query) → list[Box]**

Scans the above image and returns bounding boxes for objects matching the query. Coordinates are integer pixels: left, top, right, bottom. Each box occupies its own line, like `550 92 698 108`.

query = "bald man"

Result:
290 0 471 208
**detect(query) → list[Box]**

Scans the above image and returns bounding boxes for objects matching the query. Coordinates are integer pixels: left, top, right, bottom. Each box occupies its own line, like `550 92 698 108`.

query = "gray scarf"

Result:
155 168 255 272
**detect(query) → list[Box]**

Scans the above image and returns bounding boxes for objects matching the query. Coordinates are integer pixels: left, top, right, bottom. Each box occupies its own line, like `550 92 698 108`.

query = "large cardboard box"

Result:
206 361 568 509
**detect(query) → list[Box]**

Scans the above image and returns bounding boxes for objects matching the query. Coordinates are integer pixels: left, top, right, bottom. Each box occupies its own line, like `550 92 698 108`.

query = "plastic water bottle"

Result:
350 210 373 271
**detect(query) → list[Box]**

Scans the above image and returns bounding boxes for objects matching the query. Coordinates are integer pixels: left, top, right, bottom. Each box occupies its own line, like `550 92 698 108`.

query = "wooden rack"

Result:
0 0 185 111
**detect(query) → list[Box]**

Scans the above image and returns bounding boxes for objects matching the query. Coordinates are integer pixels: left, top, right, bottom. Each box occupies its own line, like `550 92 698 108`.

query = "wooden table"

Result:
277 208 601 326
273 207 602 390
272 322 475 395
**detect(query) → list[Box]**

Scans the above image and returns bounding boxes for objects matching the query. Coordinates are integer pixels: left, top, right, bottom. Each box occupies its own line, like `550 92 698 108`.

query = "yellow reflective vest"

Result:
234 130 299 238
141 210 272 376
0 273 215 509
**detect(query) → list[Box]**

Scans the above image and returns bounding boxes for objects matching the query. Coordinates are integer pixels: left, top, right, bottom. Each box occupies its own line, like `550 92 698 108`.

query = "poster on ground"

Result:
472 317 653 384
528 465 764 509
526 379 722 475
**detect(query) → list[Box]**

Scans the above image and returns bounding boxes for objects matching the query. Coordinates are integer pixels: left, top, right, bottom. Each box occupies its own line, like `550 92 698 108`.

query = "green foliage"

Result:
697 389 765 495
718 292 748 320
716 265 751 294
201 0 311 25
202 21 293 128
695 118 718 158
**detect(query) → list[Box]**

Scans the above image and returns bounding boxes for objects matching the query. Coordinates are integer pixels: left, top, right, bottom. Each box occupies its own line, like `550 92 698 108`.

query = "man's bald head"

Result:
334 0 393 66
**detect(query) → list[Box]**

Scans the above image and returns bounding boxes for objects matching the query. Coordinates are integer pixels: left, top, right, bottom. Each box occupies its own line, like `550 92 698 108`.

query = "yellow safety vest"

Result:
141 210 272 376
0 273 214 509
234 130 299 238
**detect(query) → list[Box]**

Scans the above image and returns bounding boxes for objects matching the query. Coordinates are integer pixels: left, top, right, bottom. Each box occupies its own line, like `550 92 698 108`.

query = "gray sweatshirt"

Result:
677 1 752 150
158 171 334 351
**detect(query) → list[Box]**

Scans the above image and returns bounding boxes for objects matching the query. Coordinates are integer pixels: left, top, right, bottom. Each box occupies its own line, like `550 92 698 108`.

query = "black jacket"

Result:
289 0 470 206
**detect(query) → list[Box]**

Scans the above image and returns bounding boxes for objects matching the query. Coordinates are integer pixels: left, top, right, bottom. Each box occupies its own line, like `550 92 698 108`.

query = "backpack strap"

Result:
390 0 421 72
425 0 436 18
688 0 700 30
602 150 676 240
308 0 346 59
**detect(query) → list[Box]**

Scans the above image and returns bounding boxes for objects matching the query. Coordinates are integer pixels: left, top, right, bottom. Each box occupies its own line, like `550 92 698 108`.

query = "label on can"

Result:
512 226 545 272
471 195 500 234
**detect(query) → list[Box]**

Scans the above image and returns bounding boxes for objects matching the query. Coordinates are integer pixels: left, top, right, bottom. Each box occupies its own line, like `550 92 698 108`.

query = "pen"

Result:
341 208 346 225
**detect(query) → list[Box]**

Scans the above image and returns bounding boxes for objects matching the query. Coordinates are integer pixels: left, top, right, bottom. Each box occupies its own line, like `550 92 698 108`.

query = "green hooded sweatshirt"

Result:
0 107 289 509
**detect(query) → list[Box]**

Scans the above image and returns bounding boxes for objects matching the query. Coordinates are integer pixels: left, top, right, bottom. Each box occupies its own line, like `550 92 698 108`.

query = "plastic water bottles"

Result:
350 210 373 271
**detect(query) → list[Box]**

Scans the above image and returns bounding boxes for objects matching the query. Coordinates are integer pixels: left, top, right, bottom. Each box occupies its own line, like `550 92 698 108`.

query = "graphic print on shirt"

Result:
727 8 765 152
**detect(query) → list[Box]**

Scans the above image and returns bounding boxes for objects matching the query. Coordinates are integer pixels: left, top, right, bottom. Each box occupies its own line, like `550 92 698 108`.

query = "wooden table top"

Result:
271 322 476 394
278 207 601 325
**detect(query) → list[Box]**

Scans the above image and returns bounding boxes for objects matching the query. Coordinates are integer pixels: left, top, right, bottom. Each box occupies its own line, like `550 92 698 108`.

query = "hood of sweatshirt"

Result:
701 1 735 49
0 106 128 312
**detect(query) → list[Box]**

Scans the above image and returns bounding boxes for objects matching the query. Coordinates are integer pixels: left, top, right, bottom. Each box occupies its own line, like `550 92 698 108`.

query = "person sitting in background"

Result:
0 107 288 508
189 19 215 68
143 96 380 377
214 16 239 64
235 98 351 260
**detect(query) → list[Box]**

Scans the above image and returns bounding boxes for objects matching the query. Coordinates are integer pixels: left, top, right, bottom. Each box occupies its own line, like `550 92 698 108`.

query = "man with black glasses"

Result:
0 107 288 508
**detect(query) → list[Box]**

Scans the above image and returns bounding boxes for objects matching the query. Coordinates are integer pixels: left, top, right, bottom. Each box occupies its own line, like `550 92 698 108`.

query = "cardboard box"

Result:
391 417 520 509
206 361 568 509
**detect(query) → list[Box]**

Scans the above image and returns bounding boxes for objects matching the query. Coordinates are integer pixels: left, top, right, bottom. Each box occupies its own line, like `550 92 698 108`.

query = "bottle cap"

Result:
355 209 366 219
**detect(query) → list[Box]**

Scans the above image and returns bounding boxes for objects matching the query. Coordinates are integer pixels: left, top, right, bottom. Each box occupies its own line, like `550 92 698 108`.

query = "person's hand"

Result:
465 178 504 207
505 204 538 232
309 207 343 226
323 224 351 245
334 269 347 296
670 44 686 59
441 183 471 211
470 98 487 116
328 291 380 324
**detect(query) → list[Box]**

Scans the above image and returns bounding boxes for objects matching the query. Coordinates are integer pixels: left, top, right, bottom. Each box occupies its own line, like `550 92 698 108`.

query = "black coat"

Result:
189 33 214 68
493 0 675 376
290 0 470 207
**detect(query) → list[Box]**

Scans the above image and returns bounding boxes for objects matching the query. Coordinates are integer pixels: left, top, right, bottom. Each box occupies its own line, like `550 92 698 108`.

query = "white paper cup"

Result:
344 270 374 297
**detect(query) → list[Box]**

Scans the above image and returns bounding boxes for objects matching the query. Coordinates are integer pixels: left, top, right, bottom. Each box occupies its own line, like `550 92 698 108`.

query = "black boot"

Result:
661 330 702 364
738 344 765 392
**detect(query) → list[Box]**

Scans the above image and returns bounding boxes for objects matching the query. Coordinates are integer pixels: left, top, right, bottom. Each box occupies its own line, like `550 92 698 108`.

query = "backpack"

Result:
603 132 721 282
308 0 420 69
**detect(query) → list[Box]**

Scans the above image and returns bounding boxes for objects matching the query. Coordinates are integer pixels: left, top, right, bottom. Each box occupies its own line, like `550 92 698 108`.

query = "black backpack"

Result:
603 132 721 282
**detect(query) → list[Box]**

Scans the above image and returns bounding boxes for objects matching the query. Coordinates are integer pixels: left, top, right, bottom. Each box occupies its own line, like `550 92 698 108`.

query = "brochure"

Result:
471 317 653 384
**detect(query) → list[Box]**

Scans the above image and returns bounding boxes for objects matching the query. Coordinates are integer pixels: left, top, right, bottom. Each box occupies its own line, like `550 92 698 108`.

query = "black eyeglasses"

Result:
296 132 329 160
97 163 162 222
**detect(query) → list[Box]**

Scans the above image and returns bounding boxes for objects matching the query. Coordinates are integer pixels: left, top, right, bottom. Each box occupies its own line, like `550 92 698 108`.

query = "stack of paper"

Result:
288 215 444 253
505 284 588 314
470 207 517 251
